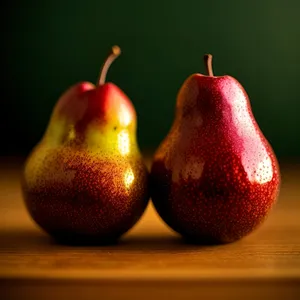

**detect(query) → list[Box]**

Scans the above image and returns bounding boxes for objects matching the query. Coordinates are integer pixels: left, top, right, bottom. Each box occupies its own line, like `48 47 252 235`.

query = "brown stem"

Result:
204 54 214 76
98 45 121 85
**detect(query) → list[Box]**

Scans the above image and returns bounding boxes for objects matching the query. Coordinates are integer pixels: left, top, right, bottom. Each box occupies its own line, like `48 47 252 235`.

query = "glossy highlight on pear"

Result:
21 46 149 243
151 54 280 244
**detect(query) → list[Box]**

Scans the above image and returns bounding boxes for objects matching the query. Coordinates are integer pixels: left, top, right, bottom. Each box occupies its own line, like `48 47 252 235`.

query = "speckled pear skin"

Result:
22 82 149 243
151 74 280 244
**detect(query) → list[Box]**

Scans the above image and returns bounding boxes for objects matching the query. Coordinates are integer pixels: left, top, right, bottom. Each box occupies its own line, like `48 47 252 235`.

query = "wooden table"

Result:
0 158 300 299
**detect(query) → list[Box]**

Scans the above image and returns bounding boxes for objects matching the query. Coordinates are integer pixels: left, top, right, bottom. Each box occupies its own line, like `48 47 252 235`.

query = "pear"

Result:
151 54 280 244
22 46 149 243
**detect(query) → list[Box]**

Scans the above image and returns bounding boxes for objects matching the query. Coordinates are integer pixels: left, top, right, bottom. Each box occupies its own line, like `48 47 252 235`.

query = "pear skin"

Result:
151 54 280 244
22 47 149 243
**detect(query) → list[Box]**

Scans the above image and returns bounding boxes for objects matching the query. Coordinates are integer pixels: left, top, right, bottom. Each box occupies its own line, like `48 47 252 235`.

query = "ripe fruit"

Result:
151 54 280 243
22 46 149 243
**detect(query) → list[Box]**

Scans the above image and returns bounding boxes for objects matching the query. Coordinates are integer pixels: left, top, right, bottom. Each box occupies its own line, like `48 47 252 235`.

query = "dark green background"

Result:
2 0 300 158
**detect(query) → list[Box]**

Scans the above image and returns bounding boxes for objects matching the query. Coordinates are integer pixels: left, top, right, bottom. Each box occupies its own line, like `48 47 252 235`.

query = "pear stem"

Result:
204 54 214 76
98 45 121 85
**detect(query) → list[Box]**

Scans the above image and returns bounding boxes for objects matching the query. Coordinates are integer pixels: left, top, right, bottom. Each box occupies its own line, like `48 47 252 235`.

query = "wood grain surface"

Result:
0 158 300 299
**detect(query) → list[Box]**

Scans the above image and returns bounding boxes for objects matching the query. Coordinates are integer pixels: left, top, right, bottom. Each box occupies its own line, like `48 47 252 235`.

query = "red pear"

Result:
151 54 280 243
22 46 149 243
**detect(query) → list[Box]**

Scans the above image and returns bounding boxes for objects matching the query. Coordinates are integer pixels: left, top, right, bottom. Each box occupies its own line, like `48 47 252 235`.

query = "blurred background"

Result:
2 0 300 159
